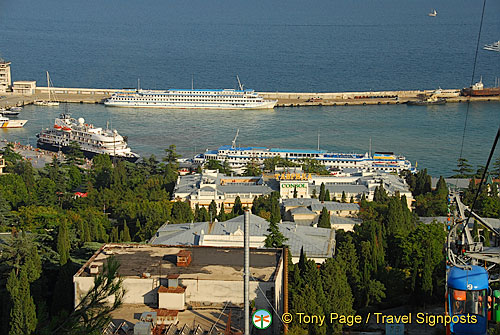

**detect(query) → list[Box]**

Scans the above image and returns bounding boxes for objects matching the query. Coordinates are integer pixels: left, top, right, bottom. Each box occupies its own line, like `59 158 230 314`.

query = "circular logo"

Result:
467 283 473 290
252 309 272 329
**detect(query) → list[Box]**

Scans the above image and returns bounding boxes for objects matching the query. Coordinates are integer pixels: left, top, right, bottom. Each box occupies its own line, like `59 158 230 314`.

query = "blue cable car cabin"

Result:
447 265 488 335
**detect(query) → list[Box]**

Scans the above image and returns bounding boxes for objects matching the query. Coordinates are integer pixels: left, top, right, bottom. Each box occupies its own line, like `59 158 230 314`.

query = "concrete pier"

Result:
0 86 499 109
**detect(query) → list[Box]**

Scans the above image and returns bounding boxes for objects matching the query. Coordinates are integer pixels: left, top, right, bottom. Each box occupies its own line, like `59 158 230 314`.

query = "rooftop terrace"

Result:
75 244 281 282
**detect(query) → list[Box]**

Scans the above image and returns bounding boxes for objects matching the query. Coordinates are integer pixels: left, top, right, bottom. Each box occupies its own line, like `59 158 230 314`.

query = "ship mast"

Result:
231 129 239 149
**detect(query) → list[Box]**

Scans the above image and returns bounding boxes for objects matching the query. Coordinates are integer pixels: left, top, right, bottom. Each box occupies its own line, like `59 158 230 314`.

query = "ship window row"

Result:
114 98 256 102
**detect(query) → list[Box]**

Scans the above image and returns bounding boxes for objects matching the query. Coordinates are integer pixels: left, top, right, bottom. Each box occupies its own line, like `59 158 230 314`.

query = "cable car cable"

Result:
458 0 488 162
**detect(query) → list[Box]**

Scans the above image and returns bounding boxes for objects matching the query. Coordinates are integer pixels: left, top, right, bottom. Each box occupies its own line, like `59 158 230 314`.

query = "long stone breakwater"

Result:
0 87 499 109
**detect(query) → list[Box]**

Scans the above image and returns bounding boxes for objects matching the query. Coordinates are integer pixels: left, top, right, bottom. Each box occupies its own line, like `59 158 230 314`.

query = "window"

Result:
450 288 487 317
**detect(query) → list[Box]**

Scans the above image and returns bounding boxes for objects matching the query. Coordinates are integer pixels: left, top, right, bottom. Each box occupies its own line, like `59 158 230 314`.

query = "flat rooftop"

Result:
75 244 281 282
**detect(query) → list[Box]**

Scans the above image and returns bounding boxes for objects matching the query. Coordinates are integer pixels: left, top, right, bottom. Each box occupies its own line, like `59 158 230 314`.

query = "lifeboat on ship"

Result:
54 124 62 130
62 126 72 132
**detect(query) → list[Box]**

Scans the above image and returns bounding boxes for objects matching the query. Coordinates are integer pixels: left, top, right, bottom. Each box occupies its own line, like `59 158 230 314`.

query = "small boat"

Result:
0 116 28 128
407 96 446 105
1 110 20 117
34 71 59 106
9 106 22 112
428 9 437 17
484 41 500 52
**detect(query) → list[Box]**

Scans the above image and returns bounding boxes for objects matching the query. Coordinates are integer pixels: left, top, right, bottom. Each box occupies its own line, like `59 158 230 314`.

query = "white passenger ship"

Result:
195 145 414 173
37 114 140 162
104 88 277 110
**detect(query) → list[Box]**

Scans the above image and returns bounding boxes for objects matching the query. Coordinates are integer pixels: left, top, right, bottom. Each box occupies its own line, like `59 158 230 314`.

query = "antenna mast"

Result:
192 74 194 90
231 129 240 149
317 130 320 151
236 75 244 91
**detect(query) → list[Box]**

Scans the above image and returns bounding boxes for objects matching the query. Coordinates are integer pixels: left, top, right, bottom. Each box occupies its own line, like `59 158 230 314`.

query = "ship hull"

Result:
407 99 446 105
37 140 139 163
104 100 277 110
0 120 28 128
461 87 500 97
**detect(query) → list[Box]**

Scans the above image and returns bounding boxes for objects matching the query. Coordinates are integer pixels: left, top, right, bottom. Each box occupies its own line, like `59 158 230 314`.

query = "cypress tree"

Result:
111 227 119 243
318 207 331 228
270 199 281 224
232 196 243 216
7 267 37 335
209 200 217 222
57 220 70 265
350 196 355 203
325 189 330 201
319 183 326 201
198 207 209 222
122 222 131 242
293 186 297 198
341 191 347 203
194 204 200 222
218 203 227 222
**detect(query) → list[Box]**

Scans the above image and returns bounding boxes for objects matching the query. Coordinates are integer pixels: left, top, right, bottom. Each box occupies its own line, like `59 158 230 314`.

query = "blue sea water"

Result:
0 0 499 176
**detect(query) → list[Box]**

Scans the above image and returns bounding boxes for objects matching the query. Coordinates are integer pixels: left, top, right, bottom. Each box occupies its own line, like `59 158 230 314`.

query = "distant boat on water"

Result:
428 9 437 17
484 41 500 52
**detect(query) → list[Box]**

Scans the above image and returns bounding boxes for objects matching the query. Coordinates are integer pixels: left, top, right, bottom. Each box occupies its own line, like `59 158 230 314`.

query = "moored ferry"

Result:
104 88 277 110
0 116 28 128
37 114 139 162
195 145 415 173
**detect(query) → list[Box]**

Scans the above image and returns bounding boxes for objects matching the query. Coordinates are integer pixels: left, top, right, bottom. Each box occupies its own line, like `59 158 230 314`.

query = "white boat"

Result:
1 110 20 116
0 116 27 128
9 106 23 112
484 41 500 52
34 71 60 106
37 114 140 162
428 9 437 17
104 77 277 110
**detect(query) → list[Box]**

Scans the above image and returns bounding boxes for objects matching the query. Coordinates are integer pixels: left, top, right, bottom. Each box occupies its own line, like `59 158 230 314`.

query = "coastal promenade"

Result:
1 87 499 109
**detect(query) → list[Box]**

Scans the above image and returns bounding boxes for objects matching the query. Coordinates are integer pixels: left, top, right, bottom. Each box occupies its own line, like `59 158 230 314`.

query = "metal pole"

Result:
244 210 250 335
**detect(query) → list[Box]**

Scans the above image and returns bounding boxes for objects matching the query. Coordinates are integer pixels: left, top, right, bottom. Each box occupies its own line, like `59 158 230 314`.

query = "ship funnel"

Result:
78 118 85 125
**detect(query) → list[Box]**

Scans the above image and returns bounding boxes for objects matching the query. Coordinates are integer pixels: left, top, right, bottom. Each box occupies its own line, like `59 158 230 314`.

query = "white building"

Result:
173 169 275 212
12 81 36 95
0 58 12 93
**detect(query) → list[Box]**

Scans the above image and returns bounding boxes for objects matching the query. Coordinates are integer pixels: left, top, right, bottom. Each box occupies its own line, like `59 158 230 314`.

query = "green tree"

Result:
341 191 347 203
452 158 474 178
320 258 354 334
122 222 131 242
324 189 330 201
57 220 70 265
208 200 217 222
243 159 261 176
319 183 325 201
66 141 85 165
232 196 244 216
7 267 37 335
163 144 181 168
48 257 124 334
171 201 193 223
311 189 317 199
264 221 287 248
318 207 330 228
492 156 500 178
217 203 227 222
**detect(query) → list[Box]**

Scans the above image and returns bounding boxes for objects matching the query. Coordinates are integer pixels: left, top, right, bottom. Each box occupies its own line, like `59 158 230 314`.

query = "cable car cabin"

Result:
447 266 488 335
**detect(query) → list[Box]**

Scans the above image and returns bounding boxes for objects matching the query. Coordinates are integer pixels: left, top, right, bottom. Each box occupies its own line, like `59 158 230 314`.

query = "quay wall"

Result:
1 86 499 109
